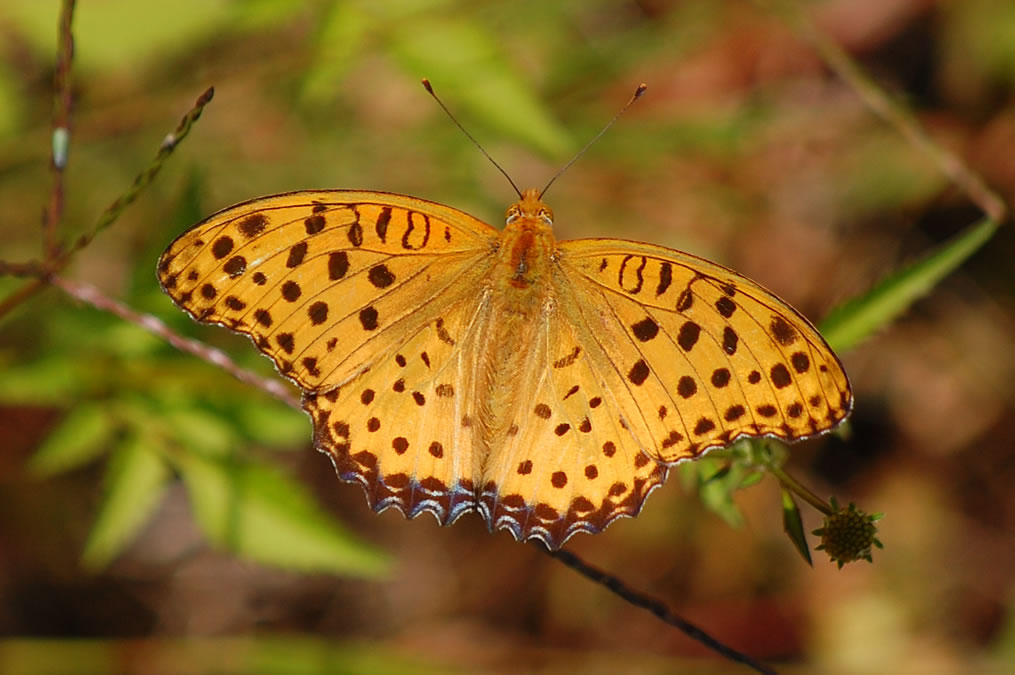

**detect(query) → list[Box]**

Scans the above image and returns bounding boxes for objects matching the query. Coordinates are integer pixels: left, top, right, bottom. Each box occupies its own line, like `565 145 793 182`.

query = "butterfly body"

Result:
159 188 851 549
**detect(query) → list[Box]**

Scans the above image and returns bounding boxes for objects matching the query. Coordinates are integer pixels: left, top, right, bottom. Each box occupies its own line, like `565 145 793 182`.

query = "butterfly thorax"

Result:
496 188 557 296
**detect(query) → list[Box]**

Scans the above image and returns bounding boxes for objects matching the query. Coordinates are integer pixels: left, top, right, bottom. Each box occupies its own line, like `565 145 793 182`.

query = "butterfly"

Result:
157 184 852 550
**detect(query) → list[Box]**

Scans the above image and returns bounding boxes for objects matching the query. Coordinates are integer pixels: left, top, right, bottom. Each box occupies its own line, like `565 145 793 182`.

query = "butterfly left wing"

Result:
157 190 499 392
304 289 492 526
158 190 502 526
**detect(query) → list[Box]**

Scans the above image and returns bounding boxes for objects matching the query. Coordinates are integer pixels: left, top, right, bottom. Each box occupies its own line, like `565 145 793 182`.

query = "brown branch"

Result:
0 279 47 319
43 0 76 259
546 546 776 674
51 275 301 409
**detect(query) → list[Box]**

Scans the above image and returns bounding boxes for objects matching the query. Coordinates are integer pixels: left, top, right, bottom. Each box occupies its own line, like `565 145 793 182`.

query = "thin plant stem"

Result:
43 0 76 259
765 0 1008 224
767 464 833 516
51 276 301 410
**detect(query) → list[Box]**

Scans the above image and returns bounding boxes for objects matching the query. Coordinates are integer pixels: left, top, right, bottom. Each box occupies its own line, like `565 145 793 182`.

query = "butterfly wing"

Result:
158 190 499 391
556 238 852 464
478 304 669 548
158 190 500 523
303 289 492 525
479 236 851 549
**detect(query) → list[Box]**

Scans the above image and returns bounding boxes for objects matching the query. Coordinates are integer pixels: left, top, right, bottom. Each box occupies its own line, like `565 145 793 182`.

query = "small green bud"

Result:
812 498 883 568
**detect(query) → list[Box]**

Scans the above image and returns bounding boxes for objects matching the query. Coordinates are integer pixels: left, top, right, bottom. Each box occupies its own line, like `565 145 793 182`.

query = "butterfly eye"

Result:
538 209 553 225
506 208 520 224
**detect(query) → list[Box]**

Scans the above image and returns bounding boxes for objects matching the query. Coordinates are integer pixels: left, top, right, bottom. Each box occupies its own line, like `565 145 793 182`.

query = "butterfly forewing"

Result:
556 239 852 462
158 191 499 391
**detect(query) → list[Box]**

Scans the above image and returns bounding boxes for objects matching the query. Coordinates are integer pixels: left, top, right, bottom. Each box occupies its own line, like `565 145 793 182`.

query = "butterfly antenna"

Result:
540 83 647 199
422 78 523 199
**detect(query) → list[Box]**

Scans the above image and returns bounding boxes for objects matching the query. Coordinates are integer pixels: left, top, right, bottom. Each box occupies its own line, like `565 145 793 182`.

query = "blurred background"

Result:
1 0 1014 672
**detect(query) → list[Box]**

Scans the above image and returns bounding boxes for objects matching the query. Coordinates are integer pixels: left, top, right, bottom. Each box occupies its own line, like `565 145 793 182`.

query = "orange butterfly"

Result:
158 183 850 549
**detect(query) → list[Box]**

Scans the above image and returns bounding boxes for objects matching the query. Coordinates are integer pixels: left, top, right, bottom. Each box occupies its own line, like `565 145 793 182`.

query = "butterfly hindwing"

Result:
479 305 668 548
304 291 490 525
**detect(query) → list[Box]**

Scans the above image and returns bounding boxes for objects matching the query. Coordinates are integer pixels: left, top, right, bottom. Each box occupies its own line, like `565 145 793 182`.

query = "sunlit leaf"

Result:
162 406 241 458
174 451 390 577
231 399 308 448
388 18 570 157
28 404 116 477
0 354 89 404
82 434 170 570
821 216 998 352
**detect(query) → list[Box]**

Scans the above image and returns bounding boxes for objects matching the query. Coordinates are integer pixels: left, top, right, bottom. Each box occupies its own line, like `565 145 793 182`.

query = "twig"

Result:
545 547 776 674
0 87 215 322
767 0 1008 224
43 0 76 259
0 261 46 278
65 86 215 261
767 463 832 516
0 279 47 319
51 275 300 409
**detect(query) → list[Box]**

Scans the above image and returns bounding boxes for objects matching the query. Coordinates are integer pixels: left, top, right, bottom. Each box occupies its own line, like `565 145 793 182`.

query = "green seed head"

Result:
813 499 883 569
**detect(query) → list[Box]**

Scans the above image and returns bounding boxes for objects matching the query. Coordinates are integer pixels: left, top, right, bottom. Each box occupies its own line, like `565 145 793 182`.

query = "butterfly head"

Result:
506 188 554 228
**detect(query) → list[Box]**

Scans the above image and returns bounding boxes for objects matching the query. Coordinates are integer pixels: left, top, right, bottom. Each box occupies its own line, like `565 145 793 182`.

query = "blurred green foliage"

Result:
1 0 1012 672
0 0 1001 578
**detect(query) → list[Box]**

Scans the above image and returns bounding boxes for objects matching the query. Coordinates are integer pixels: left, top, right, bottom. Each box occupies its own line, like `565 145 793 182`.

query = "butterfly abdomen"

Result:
468 220 555 452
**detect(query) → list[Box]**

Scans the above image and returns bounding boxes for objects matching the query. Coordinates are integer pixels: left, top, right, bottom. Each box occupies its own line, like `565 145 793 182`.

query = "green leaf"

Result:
947 0 1015 83
174 451 389 577
301 2 373 102
0 354 89 404
232 399 309 448
683 456 746 528
781 489 812 566
388 18 571 157
0 0 231 70
835 132 945 216
820 216 998 352
82 434 170 570
699 480 744 528
28 404 116 477
0 60 23 140
162 406 242 458
103 322 165 358
701 464 732 485
738 470 764 489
